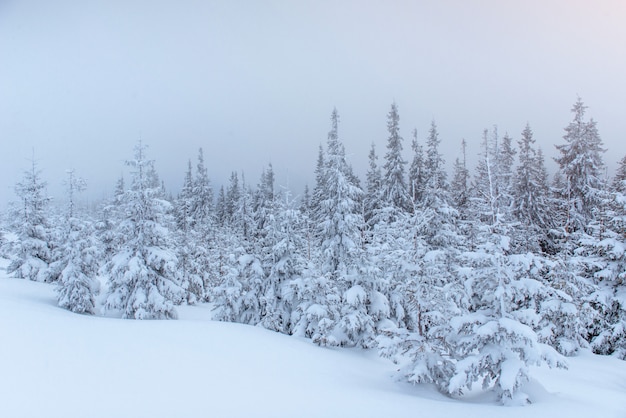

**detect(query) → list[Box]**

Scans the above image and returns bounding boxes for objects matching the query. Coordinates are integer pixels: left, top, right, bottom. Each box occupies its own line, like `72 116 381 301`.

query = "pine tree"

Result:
297 109 376 347
512 124 553 251
7 156 53 282
103 142 184 319
448 222 565 404
364 143 383 228
175 160 194 234
311 144 326 230
611 154 626 194
56 217 100 314
470 128 500 226
63 168 87 220
573 154 626 359
191 148 214 228
215 186 227 226
554 98 606 233
259 191 306 333
318 109 363 278
408 128 426 204
233 173 255 244
450 139 470 219
496 132 516 217
382 102 410 212
174 160 206 304
225 171 240 225
424 121 447 192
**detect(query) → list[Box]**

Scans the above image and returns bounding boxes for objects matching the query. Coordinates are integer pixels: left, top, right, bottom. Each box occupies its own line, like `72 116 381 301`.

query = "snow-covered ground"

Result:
1 264 625 418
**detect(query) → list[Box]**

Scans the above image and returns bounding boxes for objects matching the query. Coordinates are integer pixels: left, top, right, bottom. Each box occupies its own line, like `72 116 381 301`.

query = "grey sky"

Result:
2 0 625 208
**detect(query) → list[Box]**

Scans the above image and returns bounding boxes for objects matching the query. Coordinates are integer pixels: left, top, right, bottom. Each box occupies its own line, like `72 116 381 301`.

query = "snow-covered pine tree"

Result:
612 154 626 194
444 128 564 404
573 157 626 359
382 102 410 213
225 171 240 226
470 128 500 226
512 124 553 252
364 143 383 229
554 98 606 233
407 128 426 205
190 147 214 228
56 216 101 314
450 139 470 218
258 190 307 334
233 173 255 245
54 169 101 314
299 184 315 262
173 160 206 304
215 186 227 226
495 132 516 218
310 144 326 229
47 169 87 285
416 120 458 248
450 225 565 404
103 141 184 319
299 108 379 347
318 109 363 279
7 156 53 282
379 120 465 392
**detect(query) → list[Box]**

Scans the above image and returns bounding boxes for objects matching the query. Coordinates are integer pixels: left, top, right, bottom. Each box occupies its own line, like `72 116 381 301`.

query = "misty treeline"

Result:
2 98 625 404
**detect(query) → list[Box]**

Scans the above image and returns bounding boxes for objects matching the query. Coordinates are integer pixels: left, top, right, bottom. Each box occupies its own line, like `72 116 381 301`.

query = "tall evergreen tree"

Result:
318 109 363 278
408 128 426 205
7 157 53 282
174 160 207 304
225 171 241 225
424 120 447 192
364 143 383 228
191 147 214 228
450 139 470 219
554 98 606 232
611 154 626 194
56 216 100 314
382 102 410 212
103 142 184 319
512 124 553 251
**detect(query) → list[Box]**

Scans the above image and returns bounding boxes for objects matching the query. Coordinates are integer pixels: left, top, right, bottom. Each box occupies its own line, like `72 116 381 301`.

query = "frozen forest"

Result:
2 98 625 405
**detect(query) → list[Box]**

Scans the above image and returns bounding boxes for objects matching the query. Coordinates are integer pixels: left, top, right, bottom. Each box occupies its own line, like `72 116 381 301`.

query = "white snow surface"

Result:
1 265 626 417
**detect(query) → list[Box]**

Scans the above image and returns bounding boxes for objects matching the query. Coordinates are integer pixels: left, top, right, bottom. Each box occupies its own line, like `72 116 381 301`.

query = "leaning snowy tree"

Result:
103 141 184 319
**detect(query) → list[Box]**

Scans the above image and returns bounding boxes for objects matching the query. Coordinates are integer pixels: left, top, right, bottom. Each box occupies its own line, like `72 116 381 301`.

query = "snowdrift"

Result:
1 275 625 418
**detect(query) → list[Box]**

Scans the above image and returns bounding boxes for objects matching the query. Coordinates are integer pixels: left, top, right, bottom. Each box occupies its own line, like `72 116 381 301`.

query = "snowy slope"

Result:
1 270 625 418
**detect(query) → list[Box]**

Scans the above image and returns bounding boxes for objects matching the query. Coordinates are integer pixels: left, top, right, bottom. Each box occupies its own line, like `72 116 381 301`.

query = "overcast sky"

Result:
1 0 626 208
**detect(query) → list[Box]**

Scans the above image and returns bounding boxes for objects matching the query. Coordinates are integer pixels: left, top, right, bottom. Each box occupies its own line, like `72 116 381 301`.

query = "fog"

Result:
2 0 625 208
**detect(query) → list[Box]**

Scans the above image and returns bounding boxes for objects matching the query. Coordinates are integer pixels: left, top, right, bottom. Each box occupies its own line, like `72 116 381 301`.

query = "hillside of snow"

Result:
1 265 625 418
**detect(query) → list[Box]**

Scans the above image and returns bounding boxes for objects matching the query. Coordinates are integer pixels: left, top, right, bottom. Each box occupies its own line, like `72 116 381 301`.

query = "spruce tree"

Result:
382 102 410 212
364 143 383 228
56 217 100 314
450 139 470 219
103 142 184 319
7 157 53 282
554 98 606 233
408 128 426 205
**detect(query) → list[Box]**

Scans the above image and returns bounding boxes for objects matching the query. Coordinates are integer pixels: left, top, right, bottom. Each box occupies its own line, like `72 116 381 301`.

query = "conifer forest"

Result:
3 98 626 404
